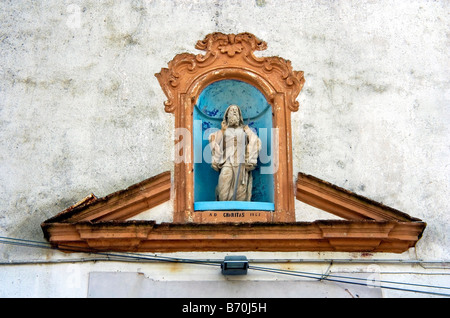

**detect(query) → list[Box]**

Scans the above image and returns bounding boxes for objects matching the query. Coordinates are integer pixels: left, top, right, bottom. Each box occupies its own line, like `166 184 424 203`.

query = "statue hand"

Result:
212 162 220 172
221 121 228 131
245 163 256 171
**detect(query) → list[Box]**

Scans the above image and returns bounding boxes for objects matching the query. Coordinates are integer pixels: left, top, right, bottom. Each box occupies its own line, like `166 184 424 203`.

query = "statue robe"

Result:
209 125 261 201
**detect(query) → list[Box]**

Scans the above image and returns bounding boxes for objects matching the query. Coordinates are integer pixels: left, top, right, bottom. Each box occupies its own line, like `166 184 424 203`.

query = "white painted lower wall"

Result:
1 251 449 298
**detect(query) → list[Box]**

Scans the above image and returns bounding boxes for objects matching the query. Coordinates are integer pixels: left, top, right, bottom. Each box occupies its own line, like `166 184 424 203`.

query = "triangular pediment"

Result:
43 171 171 224
44 170 420 224
41 170 426 254
296 172 421 222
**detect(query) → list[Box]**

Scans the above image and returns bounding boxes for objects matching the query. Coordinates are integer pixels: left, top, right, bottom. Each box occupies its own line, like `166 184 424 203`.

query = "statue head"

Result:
223 104 244 128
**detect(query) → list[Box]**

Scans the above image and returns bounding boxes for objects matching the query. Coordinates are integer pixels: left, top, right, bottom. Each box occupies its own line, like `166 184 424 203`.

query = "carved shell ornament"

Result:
155 32 305 113
195 32 268 57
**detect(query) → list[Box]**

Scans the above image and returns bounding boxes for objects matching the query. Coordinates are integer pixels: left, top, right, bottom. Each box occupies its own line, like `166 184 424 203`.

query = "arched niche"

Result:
156 32 305 223
193 79 274 209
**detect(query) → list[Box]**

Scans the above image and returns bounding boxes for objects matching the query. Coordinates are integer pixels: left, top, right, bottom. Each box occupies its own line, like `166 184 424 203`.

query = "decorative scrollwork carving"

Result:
155 32 304 113
195 32 267 57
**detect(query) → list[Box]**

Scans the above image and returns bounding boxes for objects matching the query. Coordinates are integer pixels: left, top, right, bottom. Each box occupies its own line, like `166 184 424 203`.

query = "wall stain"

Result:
255 0 267 7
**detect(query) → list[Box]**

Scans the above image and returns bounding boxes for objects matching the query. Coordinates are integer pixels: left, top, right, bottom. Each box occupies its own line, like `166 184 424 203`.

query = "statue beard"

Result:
227 113 240 127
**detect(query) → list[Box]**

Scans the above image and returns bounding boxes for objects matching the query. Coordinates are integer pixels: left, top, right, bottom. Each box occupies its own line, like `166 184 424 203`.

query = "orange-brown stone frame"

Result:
155 32 305 223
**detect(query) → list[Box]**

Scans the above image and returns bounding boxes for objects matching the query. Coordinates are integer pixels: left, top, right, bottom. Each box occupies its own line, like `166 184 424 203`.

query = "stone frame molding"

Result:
155 32 305 223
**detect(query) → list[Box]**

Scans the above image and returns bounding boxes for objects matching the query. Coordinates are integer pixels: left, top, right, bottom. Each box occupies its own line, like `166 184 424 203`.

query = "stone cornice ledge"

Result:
41 219 426 253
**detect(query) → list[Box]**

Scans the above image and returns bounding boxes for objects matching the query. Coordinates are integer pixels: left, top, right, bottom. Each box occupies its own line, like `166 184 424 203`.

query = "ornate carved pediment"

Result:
155 32 305 113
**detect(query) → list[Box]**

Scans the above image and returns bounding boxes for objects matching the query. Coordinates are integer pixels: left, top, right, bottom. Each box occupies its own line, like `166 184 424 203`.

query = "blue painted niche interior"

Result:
193 79 275 211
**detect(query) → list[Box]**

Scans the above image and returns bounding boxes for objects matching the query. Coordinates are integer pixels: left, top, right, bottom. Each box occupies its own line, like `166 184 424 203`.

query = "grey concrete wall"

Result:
0 0 449 266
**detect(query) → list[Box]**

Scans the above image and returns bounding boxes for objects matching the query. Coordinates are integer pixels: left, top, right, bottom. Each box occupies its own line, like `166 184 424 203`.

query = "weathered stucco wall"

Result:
0 0 449 297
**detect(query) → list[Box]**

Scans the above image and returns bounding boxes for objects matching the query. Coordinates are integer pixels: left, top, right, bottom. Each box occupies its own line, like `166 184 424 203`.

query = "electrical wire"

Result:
1 235 449 297
250 264 450 291
0 236 221 267
2 236 448 267
248 265 450 297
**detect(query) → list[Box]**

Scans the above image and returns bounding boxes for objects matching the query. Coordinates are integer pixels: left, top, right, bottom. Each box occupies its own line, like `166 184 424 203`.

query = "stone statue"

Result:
208 104 261 201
